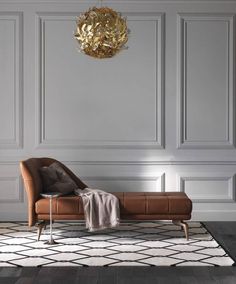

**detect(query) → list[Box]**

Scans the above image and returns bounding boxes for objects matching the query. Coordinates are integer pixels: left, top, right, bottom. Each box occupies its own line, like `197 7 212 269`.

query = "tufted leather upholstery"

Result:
20 158 192 227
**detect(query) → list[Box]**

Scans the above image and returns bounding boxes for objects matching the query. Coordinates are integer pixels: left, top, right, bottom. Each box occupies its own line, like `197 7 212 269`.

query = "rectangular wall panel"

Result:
0 164 28 220
36 13 164 148
0 177 23 203
177 14 235 149
82 174 165 192
177 174 235 202
0 13 23 148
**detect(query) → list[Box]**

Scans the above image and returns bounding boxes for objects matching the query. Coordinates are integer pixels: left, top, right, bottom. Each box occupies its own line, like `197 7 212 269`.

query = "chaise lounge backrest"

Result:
20 157 87 226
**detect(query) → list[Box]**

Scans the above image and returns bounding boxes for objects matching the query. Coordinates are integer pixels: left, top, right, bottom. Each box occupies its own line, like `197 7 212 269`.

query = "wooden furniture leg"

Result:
172 220 189 240
37 221 48 241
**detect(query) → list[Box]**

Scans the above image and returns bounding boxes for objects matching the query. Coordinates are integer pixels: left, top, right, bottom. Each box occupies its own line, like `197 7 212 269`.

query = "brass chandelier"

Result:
74 2 129 59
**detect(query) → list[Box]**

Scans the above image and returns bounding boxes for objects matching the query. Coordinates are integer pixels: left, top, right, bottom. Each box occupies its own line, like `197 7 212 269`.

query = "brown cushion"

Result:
39 162 78 194
35 192 192 219
39 166 58 188
36 195 81 214
113 192 192 215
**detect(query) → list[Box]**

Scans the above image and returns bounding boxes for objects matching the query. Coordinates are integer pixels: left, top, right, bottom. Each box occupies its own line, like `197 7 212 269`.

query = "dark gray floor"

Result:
0 222 236 284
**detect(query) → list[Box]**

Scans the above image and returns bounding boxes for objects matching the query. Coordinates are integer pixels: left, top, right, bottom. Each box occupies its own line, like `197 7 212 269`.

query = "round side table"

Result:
40 192 61 245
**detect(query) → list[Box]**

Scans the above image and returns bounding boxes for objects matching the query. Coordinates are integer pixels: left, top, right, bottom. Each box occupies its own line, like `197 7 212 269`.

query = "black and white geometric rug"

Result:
0 221 234 267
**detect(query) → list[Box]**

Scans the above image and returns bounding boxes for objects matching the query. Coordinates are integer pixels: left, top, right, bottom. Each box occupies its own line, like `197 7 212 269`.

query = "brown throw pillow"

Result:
39 162 78 195
50 162 76 184
39 166 58 188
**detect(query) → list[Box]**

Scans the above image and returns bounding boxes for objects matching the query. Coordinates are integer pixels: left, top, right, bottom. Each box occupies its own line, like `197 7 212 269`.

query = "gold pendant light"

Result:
74 1 129 59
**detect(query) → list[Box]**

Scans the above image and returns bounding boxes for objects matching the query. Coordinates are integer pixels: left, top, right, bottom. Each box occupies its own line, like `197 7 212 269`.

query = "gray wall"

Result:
0 0 236 221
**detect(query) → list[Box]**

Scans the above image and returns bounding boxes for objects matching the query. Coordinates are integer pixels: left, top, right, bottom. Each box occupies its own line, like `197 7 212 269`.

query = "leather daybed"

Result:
20 158 192 240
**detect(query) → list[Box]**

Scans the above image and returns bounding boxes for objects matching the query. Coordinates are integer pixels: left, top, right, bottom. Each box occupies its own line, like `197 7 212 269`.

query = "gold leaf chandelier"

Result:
74 4 129 59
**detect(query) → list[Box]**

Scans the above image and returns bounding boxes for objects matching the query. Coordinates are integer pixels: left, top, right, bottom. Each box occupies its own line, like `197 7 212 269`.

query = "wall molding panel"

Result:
82 174 165 192
0 12 23 149
177 173 236 203
0 176 23 203
36 13 165 149
177 13 235 149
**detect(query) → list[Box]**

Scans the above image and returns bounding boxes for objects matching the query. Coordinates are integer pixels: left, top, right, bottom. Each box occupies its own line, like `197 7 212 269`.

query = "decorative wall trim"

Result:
35 12 165 149
81 173 165 192
0 12 23 149
63 160 236 166
177 13 235 149
0 176 23 203
1 0 236 3
177 174 236 202
3 160 236 166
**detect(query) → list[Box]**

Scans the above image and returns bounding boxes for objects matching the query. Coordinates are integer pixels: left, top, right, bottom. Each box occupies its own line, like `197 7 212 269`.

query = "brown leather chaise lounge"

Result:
20 158 192 241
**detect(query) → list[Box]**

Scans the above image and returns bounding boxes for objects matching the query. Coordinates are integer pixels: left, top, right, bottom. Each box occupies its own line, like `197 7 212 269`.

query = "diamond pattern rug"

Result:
0 221 234 267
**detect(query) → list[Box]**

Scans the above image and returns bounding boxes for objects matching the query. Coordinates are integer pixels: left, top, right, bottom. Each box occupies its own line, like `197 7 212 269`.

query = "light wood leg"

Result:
172 220 189 241
37 221 46 241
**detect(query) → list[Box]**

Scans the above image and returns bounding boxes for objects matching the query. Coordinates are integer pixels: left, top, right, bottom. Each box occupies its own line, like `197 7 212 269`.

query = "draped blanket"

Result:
74 188 120 232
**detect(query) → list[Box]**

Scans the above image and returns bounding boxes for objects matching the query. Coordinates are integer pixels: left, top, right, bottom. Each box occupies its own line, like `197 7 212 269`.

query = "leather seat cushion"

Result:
35 192 192 216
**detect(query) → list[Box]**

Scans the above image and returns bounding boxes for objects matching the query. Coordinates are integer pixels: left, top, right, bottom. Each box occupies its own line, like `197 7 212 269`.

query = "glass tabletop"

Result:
40 192 62 198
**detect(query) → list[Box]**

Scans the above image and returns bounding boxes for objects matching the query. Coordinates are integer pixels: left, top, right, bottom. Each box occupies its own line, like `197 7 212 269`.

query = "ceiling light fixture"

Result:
74 1 129 59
